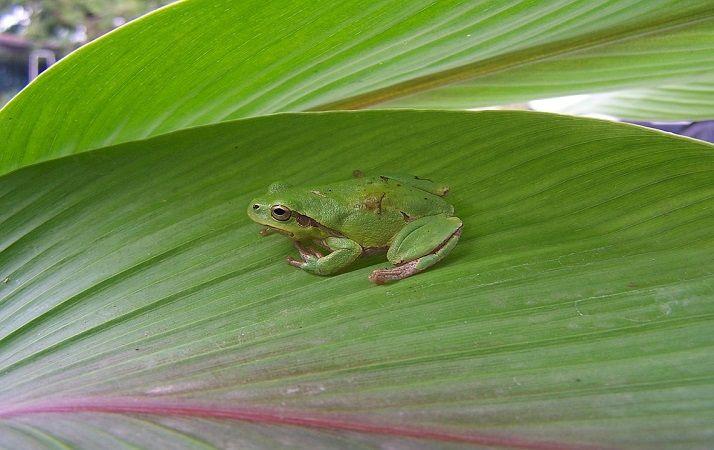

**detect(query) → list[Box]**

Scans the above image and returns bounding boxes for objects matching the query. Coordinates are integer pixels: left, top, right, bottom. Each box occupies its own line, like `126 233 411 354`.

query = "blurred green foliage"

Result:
0 0 174 50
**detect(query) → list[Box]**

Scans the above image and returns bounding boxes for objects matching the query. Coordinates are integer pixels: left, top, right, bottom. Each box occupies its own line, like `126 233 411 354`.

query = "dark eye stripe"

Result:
295 214 311 227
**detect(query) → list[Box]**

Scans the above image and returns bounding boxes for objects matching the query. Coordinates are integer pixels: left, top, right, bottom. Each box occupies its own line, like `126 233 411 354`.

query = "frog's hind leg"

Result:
369 214 462 284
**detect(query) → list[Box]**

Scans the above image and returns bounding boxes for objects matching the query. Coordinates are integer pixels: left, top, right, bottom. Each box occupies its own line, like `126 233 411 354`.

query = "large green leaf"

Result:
537 79 714 121
2 0 714 175
1 110 713 449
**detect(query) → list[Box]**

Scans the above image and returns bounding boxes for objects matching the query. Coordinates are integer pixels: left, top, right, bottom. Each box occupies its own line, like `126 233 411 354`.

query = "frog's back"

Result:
299 174 454 247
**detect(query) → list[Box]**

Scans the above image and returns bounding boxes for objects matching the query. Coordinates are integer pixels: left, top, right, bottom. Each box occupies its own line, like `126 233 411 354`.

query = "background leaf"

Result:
1 0 714 175
1 110 713 449
535 79 714 121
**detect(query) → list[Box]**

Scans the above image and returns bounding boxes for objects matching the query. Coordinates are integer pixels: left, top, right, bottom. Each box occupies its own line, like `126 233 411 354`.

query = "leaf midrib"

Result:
0 397 608 450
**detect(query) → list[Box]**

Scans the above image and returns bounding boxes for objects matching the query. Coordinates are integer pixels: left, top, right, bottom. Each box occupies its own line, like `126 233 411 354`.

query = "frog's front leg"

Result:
369 214 462 284
287 237 362 276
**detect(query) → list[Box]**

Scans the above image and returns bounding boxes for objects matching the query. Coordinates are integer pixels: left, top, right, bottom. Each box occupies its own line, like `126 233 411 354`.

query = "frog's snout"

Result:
247 200 264 222
248 198 274 222
248 198 263 209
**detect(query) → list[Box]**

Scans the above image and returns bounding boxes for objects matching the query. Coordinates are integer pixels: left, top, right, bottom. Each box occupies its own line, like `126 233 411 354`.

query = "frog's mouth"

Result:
259 224 294 238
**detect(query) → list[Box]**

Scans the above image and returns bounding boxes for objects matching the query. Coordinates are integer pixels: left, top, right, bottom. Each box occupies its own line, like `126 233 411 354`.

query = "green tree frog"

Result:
247 172 462 284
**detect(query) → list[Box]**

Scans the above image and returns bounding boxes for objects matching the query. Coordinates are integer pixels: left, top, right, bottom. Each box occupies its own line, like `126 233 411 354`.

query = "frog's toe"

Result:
287 256 304 268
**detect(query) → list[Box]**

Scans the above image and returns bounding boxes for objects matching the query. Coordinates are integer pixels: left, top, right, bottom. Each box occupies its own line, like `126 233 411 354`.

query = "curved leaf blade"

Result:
1 1 714 175
0 110 713 448
352 7 714 111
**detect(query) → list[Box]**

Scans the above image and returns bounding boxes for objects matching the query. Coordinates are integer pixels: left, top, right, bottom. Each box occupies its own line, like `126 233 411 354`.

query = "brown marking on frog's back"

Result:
363 192 386 214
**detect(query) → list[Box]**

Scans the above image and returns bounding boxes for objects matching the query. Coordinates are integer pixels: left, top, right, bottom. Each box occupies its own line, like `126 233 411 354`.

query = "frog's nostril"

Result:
253 204 260 210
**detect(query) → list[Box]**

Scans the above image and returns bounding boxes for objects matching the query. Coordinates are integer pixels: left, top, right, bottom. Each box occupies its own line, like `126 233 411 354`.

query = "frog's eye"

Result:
271 205 291 221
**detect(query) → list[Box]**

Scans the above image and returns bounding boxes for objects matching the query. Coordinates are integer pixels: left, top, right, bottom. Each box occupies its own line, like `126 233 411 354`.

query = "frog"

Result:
247 172 462 284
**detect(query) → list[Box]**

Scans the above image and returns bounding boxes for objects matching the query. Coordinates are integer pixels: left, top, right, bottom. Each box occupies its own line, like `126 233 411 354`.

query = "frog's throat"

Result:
293 211 344 237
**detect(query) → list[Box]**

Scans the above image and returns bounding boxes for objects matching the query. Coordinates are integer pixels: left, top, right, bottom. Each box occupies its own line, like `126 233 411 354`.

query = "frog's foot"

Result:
368 260 420 284
294 241 324 259
287 254 314 269
287 237 362 276
287 241 324 269
369 214 462 284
